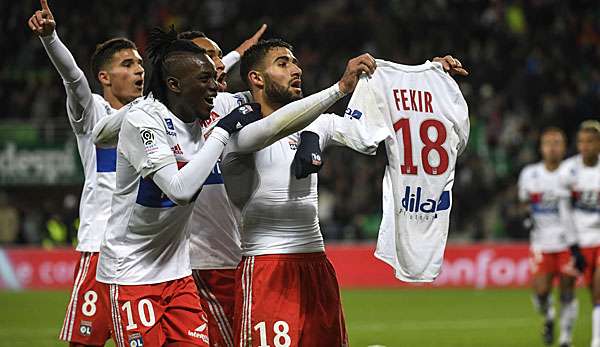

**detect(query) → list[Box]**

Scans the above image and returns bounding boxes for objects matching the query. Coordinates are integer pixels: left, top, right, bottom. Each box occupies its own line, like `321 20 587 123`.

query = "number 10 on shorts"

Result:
254 321 291 347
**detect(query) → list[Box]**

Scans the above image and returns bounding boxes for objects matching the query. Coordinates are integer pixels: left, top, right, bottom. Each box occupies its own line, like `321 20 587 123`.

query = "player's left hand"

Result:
234 24 268 56
433 55 469 76
292 131 323 179
569 244 586 273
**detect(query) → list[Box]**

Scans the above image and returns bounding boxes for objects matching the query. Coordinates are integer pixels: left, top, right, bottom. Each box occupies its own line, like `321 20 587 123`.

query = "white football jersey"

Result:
68 93 116 252
188 92 250 269
97 97 204 285
518 162 572 252
559 155 600 247
347 60 469 282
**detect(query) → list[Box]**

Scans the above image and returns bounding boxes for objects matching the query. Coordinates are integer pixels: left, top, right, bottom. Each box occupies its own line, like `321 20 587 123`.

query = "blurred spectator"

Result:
0 192 19 243
2 0 600 243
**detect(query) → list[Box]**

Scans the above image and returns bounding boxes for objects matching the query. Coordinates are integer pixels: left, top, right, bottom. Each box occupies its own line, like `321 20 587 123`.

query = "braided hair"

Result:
144 26 207 106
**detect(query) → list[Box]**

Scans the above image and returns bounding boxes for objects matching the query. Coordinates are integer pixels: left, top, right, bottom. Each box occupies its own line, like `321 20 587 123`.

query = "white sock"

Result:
532 294 555 321
558 297 577 345
592 305 600 347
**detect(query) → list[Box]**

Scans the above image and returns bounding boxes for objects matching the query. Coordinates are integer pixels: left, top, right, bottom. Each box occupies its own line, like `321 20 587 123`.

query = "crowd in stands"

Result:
1 0 599 245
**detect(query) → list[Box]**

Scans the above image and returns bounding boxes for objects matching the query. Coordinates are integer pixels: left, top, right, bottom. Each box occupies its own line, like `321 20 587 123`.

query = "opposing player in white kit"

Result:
28 1 143 345
559 120 600 347
519 127 583 347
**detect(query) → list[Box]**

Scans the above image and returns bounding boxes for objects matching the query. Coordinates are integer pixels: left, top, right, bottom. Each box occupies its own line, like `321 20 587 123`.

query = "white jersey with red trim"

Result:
518 162 571 252
345 60 469 282
188 91 251 269
559 155 600 247
97 97 205 285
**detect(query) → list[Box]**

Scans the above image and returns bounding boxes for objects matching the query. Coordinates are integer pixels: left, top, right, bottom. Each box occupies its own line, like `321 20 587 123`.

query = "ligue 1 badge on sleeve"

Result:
128 332 144 347
79 320 92 336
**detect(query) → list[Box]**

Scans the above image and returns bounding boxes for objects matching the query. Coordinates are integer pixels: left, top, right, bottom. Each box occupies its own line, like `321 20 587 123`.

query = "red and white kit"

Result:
559 154 600 283
96 97 231 347
518 162 576 276
40 30 118 345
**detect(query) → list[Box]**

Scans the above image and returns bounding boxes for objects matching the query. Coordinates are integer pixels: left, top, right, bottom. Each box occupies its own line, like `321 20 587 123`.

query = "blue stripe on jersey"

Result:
437 191 451 211
136 178 177 208
204 164 224 185
96 147 117 172
531 204 559 214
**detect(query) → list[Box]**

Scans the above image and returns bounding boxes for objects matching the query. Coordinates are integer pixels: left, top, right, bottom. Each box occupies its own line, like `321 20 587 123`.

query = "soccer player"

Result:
559 120 600 347
219 39 376 346
94 28 260 347
518 127 583 347
179 25 267 92
27 0 143 345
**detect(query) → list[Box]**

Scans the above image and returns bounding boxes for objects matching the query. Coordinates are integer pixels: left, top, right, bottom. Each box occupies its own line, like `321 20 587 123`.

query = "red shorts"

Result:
581 246 600 284
529 249 573 277
234 252 348 347
59 252 111 345
103 276 209 347
193 269 236 347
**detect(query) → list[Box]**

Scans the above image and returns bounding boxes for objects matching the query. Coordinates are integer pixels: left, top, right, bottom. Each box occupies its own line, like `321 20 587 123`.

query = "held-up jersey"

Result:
41 31 116 252
518 162 573 252
97 97 203 285
559 155 600 247
348 60 469 282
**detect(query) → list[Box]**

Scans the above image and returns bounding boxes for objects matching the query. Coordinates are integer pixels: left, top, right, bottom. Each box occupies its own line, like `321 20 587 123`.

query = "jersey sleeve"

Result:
222 51 241 73
40 31 95 134
305 76 390 154
517 167 530 203
119 109 176 178
93 97 143 147
224 83 346 155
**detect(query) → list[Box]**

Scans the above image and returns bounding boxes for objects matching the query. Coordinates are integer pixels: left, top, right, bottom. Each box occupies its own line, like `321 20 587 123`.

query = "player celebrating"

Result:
559 120 600 347
518 127 583 347
179 25 267 92
27 1 143 345
94 27 262 347
219 39 375 346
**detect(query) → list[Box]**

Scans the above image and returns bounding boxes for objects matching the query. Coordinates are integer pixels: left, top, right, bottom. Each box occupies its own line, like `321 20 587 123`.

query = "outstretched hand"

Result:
235 24 268 56
338 53 377 94
27 0 55 37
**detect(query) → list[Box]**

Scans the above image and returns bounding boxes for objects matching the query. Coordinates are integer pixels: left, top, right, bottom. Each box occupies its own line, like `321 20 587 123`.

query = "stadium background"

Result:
1 0 599 346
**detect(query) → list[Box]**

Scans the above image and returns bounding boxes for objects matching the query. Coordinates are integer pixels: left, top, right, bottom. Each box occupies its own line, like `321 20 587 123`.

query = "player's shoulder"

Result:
125 97 168 129
558 155 580 178
521 162 542 177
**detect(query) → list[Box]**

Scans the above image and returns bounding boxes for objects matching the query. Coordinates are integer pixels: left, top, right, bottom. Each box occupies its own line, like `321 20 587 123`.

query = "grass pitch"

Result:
0 288 592 346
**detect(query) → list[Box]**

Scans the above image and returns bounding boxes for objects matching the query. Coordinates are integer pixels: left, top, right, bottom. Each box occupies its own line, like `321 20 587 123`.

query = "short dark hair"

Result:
239 39 293 86
541 126 566 139
90 38 137 81
144 26 207 106
178 31 207 40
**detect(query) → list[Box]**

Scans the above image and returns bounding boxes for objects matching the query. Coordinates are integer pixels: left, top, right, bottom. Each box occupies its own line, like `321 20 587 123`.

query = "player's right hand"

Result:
27 0 55 37
216 103 262 135
338 53 377 94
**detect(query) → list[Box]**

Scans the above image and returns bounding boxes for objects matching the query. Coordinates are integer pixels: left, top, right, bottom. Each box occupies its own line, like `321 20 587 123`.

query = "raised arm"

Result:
28 0 92 122
226 53 377 154
223 24 268 73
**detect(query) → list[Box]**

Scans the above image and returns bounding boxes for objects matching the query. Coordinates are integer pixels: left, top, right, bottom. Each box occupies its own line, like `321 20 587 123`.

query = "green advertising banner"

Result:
0 141 84 185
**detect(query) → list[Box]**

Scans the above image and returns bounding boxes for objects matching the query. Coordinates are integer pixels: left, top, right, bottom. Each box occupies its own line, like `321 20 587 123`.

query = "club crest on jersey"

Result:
238 104 254 114
128 332 144 347
79 321 92 336
288 140 298 150
399 186 450 219
345 107 363 119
